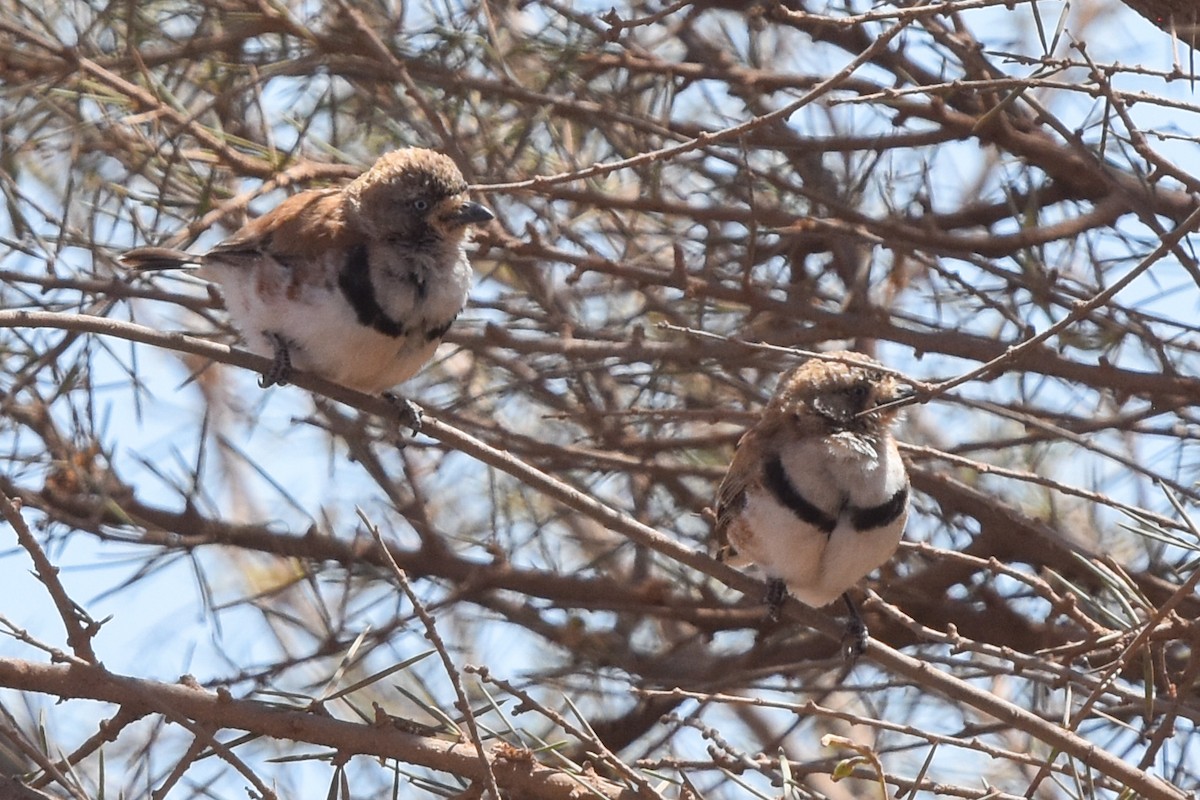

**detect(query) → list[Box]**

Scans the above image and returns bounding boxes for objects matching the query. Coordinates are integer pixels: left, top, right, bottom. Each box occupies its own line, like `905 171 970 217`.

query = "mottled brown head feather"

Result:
344 149 473 240
765 351 910 436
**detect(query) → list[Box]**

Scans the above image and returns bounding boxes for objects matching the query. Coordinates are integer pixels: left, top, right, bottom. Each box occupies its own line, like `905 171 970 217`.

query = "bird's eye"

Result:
413 199 430 211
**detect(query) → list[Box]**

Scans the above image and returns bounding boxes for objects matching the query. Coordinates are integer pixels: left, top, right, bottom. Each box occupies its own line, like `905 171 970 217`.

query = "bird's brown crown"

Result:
344 148 472 240
767 351 909 434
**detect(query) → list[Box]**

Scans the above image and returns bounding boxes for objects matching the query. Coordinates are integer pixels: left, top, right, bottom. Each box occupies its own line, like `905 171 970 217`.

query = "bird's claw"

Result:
841 616 869 661
259 332 293 388
764 578 789 622
840 591 869 661
383 392 423 435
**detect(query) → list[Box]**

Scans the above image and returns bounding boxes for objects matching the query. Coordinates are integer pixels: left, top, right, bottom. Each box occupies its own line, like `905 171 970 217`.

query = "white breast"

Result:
202 245 471 394
735 434 908 607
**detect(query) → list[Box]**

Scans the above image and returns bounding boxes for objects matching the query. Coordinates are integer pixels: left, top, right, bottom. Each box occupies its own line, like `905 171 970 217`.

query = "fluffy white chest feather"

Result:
201 241 471 394
732 433 908 607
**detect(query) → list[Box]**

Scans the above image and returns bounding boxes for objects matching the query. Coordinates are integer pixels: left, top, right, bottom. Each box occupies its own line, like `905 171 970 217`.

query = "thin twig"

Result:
365 517 503 800
477 9 918 192
925 201 1200 399
0 657 642 800
465 665 665 799
0 489 98 664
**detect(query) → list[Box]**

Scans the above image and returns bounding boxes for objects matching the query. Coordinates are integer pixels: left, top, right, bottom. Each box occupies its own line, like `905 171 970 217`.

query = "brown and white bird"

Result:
121 148 493 429
713 352 912 655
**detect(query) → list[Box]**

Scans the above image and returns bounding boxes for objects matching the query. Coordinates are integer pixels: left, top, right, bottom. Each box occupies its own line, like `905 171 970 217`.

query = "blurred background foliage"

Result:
0 0 1199 798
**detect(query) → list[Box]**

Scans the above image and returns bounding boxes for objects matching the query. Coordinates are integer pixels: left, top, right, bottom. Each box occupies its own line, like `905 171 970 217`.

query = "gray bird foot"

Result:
765 578 789 622
840 592 869 661
259 332 293 388
382 392 423 436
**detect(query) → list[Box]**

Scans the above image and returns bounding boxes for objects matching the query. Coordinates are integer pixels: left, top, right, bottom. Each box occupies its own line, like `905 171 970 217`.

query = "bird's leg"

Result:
259 332 294 388
840 591 869 660
765 578 789 622
382 392 423 436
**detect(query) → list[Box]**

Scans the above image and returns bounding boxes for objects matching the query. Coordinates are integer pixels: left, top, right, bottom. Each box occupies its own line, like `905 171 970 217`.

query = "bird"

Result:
712 351 913 657
120 148 493 431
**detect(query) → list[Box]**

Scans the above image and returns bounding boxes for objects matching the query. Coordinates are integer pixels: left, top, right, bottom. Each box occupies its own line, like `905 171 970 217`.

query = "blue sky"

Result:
2 0 1199 796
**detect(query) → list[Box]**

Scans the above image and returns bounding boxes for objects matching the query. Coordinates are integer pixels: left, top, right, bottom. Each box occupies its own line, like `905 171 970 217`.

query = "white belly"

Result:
202 248 469 394
732 433 909 607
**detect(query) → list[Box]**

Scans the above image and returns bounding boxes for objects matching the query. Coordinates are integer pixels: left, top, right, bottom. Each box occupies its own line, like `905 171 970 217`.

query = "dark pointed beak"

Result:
872 383 918 415
854 382 918 420
447 201 494 226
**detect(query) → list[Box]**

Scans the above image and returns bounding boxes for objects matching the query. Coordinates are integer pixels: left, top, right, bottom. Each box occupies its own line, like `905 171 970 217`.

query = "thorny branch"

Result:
1 0 1199 797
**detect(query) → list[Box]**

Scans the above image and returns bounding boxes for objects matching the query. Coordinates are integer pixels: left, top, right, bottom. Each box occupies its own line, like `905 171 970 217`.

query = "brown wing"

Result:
712 428 761 561
123 188 358 278
208 188 356 262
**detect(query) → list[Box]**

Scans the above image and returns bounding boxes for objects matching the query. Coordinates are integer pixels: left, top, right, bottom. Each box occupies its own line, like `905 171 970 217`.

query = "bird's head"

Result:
344 148 493 243
768 351 913 435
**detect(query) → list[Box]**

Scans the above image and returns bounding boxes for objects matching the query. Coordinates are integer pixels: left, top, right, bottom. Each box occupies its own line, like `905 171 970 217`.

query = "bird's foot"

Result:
259 332 294 388
841 617 869 661
382 392 423 436
840 592 869 661
765 578 789 622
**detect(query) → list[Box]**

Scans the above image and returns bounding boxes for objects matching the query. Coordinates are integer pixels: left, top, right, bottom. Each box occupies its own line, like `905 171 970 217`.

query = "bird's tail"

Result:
119 247 200 271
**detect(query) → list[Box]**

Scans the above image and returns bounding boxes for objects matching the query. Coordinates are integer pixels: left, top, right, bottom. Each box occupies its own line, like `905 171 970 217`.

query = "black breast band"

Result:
337 243 407 338
763 455 838 534
763 455 908 536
